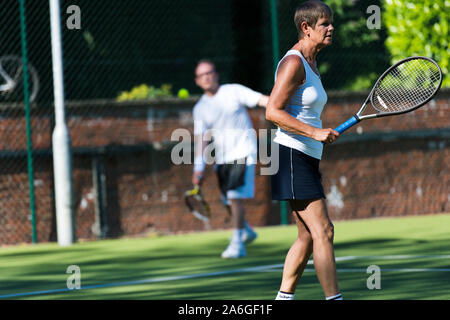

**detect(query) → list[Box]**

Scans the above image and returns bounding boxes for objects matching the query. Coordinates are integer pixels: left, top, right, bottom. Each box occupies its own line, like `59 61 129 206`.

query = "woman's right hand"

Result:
312 128 340 144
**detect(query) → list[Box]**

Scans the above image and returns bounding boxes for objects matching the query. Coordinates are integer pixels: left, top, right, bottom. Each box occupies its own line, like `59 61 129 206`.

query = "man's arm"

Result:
192 134 208 186
257 95 269 108
233 84 268 108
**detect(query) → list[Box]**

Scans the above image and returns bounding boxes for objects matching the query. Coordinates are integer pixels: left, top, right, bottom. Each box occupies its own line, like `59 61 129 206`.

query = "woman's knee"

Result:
312 223 334 243
298 231 313 245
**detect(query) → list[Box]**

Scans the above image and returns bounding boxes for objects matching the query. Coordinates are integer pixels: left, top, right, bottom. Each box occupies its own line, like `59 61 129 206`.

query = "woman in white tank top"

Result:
266 0 343 301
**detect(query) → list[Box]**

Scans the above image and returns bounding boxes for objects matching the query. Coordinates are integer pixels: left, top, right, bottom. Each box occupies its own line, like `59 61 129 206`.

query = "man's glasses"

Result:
195 70 216 79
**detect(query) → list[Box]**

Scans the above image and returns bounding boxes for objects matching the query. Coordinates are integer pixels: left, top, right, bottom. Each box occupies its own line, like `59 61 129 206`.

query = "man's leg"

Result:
221 198 247 258
230 198 245 229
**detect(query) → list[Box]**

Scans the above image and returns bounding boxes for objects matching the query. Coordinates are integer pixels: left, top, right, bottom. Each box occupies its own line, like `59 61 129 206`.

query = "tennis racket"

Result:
184 185 211 229
334 56 443 134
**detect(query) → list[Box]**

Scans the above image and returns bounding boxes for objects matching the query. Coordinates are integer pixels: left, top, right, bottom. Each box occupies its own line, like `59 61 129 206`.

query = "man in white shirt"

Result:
192 59 269 258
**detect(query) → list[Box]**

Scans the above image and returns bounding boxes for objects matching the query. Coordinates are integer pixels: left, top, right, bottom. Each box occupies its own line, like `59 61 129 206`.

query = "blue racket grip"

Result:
334 116 359 134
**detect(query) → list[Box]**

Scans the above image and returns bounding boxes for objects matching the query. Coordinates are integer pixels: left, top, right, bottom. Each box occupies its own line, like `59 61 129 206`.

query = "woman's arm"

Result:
265 55 339 143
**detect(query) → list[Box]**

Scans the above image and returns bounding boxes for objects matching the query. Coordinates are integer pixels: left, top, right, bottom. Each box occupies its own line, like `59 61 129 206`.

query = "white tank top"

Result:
273 50 328 160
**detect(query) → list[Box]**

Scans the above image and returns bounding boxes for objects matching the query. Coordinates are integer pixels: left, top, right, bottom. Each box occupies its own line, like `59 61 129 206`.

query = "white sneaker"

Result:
242 229 258 244
221 242 246 259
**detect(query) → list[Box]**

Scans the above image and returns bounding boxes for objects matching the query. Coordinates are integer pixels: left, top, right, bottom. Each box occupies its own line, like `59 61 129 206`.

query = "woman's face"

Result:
308 16 334 47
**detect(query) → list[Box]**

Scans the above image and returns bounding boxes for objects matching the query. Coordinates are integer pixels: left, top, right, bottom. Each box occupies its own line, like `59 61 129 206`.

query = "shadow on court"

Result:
0 228 449 300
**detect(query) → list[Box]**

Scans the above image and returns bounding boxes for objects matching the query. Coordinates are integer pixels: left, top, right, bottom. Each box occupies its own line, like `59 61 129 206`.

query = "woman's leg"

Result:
279 200 313 294
294 198 340 298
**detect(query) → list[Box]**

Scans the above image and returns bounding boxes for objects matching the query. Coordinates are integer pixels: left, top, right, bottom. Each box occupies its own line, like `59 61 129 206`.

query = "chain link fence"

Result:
0 0 448 245
0 0 50 245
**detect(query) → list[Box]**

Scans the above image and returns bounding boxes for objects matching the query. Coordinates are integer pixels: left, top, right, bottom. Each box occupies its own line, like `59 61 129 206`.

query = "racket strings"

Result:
372 58 441 113
379 61 437 109
390 60 438 103
185 192 210 218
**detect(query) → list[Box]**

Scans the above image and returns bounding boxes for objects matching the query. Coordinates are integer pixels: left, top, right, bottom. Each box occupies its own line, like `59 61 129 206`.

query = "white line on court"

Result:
0 254 449 299
259 268 450 273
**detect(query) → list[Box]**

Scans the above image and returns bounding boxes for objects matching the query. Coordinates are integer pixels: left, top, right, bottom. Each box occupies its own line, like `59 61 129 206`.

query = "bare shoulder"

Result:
276 55 305 84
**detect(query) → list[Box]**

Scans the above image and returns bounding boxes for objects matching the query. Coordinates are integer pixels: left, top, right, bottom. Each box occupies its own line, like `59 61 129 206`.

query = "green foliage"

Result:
275 0 390 92
346 72 379 91
383 0 449 87
327 0 382 47
316 0 391 91
117 84 174 101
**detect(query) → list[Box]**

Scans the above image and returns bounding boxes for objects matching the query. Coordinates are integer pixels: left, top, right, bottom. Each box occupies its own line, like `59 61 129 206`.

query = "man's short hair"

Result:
294 1 333 40
195 59 216 76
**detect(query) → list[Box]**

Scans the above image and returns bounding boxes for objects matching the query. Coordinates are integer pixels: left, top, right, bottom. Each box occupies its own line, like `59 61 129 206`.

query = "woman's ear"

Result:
301 21 310 37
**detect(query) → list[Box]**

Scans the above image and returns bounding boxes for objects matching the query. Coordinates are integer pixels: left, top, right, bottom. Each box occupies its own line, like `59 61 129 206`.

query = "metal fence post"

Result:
19 0 37 244
49 0 75 246
269 0 288 225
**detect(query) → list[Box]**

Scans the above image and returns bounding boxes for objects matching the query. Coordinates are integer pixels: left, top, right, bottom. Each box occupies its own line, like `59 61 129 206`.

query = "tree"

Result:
320 0 391 91
274 0 391 91
383 0 449 87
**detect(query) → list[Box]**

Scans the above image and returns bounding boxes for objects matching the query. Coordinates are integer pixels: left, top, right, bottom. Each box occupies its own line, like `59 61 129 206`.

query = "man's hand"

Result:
257 95 269 108
192 171 204 186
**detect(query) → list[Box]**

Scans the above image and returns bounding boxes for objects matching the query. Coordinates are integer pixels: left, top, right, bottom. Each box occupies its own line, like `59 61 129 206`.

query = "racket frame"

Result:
335 56 443 134
184 185 211 228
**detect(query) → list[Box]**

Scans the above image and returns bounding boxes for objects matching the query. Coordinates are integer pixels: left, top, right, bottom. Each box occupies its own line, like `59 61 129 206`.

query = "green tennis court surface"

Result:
1 214 449 300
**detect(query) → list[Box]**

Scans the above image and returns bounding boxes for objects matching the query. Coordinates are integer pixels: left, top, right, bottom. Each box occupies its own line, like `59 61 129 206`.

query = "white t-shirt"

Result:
273 50 328 159
193 84 262 171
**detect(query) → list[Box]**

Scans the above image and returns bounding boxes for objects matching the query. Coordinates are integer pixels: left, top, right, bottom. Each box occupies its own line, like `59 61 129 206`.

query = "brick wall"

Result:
0 89 448 244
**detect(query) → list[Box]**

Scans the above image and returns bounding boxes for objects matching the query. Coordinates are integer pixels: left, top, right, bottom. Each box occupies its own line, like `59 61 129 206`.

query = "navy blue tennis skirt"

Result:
271 143 325 200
